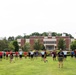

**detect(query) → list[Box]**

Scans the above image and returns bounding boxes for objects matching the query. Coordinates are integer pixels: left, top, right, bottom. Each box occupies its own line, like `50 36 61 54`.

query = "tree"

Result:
8 36 14 41
31 32 40 36
40 44 45 50
57 33 62 36
15 35 23 40
58 38 66 50
52 32 57 36
23 43 30 52
13 40 19 51
70 40 76 50
41 32 48 36
0 40 8 51
33 39 41 50
8 41 15 50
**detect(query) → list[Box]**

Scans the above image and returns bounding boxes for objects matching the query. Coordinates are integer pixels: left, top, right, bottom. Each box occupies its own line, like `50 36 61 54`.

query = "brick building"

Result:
17 35 71 50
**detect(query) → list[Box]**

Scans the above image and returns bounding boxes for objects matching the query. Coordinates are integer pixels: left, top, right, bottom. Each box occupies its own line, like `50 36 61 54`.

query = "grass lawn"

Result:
0 57 76 75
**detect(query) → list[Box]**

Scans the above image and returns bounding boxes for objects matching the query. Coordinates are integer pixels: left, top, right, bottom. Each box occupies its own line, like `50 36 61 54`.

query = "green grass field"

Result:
0 57 76 75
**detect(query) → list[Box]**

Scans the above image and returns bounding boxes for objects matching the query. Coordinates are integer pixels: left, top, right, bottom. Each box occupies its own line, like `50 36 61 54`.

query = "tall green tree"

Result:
15 35 23 40
8 36 14 41
31 32 40 36
70 40 76 50
58 38 66 50
52 32 57 36
40 44 45 50
8 41 15 50
41 32 48 36
0 40 8 51
33 39 41 50
13 40 19 51
23 43 30 52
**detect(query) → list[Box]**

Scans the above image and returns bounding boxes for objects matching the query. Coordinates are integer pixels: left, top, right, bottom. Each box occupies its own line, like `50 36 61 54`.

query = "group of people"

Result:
0 49 76 68
71 49 76 58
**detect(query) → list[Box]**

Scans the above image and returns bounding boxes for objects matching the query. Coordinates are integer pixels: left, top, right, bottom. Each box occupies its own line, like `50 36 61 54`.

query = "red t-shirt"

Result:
15 52 19 55
0 52 3 56
6 52 9 55
74 51 76 54
24 52 28 55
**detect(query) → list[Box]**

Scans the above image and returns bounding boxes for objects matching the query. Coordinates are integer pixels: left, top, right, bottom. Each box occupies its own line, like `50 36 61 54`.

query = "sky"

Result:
0 0 76 38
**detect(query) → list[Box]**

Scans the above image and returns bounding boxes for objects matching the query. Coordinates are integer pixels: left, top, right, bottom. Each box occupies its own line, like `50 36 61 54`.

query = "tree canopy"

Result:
70 40 76 50
58 38 66 50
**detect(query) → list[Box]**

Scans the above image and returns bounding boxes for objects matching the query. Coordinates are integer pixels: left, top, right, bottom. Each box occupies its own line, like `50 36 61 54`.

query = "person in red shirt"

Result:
0 51 3 61
9 50 14 63
52 50 57 61
24 52 28 58
15 51 19 59
6 51 9 60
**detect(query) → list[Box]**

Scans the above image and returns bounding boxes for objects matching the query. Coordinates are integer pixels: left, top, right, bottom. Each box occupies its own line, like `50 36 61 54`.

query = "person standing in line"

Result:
9 50 14 63
74 49 76 59
57 49 64 68
0 51 3 61
63 50 67 60
34 50 39 59
28 51 31 59
19 49 23 60
71 50 74 58
6 51 9 60
24 51 28 58
15 51 19 60
3 51 6 59
30 50 34 60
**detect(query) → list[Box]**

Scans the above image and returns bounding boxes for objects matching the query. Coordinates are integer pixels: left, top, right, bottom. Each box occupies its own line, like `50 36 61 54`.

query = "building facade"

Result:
17 35 71 50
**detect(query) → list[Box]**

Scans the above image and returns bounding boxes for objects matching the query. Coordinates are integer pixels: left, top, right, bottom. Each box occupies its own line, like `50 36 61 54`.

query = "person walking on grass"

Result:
57 49 64 68
9 50 14 63
52 50 57 61
41 50 48 63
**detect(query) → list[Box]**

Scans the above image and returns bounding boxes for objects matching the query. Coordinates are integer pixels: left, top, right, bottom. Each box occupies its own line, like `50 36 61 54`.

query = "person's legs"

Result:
61 62 63 68
58 62 60 68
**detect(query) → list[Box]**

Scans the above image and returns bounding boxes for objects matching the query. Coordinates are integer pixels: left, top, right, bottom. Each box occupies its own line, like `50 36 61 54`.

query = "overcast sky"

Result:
0 0 76 38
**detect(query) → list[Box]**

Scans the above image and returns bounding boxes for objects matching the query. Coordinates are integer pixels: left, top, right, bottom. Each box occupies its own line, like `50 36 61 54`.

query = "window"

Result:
44 41 56 44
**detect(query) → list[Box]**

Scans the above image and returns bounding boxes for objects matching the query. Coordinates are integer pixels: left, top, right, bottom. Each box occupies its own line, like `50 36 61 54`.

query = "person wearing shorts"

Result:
19 49 23 60
58 49 64 68
15 51 19 60
52 50 57 61
24 51 28 58
71 50 74 58
6 51 9 60
63 50 67 60
74 49 76 59
10 50 14 63
34 50 39 59
30 50 34 60
41 50 48 62
0 51 3 61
